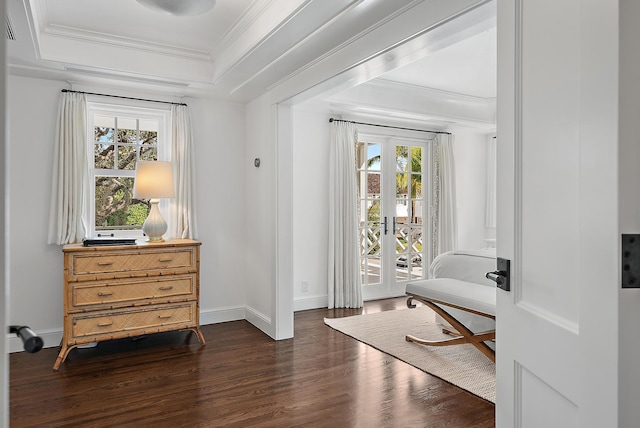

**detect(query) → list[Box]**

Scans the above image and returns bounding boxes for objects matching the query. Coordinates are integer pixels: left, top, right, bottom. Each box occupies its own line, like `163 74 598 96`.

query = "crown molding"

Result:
41 24 212 62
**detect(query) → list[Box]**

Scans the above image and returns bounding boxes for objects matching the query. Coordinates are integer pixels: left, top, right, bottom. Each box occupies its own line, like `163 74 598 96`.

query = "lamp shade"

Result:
133 161 175 199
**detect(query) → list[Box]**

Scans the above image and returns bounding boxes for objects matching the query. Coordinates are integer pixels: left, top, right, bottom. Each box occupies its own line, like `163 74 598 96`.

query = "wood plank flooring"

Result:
10 298 495 427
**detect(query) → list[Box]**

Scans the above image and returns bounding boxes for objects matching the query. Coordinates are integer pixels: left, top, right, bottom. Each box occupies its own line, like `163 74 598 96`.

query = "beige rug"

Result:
324 307 496 403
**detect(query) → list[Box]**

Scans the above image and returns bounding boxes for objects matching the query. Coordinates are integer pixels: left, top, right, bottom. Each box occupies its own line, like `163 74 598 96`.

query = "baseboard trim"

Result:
294 295 328 312
199 306 246 326
244 305 273 338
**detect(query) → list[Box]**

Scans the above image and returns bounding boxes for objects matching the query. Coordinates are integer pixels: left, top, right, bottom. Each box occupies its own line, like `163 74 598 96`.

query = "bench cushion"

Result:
406 278 496 317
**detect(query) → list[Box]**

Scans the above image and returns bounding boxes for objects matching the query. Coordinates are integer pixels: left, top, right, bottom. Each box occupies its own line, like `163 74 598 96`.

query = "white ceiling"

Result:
6 0 496 127
380 27 496 99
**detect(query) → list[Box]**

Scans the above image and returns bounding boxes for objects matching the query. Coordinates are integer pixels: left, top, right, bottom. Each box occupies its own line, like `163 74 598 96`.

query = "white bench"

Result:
405 278 496 362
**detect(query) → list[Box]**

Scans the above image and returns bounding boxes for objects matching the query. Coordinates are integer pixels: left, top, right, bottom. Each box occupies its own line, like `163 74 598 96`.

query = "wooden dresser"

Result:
54 239 205 370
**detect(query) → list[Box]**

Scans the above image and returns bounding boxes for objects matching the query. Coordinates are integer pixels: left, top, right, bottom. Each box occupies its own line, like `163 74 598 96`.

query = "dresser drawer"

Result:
70 247 195 277
72 303 196 339
71 275 195 310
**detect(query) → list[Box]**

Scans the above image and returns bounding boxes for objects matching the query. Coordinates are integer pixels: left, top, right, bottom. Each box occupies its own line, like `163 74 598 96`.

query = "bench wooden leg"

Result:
406 295 496 363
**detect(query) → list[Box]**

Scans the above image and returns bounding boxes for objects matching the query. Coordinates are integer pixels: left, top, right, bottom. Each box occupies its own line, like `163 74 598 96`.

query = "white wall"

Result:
243 94 276 333
7 76 67 344
185 95 247 325
291 108 490 310
452 129 493 250
6 75 248 350
292 108 330 311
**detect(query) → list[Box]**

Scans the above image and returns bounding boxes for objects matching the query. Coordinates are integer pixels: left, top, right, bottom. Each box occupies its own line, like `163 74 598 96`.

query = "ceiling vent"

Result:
5 15 16 41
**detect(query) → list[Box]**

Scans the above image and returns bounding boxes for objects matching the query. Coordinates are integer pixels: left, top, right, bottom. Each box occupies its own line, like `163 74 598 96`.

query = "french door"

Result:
357 135 431 300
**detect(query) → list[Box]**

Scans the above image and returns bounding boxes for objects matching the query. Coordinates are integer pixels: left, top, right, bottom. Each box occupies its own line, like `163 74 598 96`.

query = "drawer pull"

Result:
158 286 174 291
158 258 174 263
97 291 114 297
97 261 113 266
98 321 113 327
158 314 173 319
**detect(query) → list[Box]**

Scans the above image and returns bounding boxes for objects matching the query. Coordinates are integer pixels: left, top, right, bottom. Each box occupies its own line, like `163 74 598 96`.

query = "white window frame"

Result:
86 99 171 239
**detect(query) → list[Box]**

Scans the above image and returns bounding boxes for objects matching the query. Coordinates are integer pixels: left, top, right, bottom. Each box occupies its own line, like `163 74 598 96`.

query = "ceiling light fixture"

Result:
136 0 216 16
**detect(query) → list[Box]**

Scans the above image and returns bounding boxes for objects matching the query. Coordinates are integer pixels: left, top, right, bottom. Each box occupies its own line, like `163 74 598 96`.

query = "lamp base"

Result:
142 199 168 242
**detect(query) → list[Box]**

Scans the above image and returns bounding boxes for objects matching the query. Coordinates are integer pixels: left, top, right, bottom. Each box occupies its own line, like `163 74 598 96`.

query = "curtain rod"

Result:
328 118 451 135
61 89 187 107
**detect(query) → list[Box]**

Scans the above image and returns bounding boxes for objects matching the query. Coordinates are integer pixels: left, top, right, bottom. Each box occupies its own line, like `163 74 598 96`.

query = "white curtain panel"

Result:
430 133 458 265
47 92 88 245
328 121 363 309
485 137 497 228
169 105 198 239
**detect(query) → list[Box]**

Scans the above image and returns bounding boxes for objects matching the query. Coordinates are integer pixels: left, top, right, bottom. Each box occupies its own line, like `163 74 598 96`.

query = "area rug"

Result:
324 307 496 402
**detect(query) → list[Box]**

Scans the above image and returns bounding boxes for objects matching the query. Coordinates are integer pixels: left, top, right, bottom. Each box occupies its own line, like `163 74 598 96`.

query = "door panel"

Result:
519 364 578 428
497 0 617 426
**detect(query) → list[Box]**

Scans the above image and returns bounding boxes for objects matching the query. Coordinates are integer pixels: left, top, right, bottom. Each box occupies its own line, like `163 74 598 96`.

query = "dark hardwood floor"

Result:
10 298 495 427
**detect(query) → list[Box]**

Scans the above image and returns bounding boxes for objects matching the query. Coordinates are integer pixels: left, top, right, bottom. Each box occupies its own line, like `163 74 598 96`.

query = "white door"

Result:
496 0 618 426
357 135 430 301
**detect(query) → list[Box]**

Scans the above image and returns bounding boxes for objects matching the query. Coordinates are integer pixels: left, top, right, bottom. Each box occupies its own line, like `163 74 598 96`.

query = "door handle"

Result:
486 271 506 286
486 257 511 291
382 216 388 235
393 217 397 234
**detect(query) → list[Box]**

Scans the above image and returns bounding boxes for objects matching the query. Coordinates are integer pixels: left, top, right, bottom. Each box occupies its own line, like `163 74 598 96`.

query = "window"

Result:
87 102 170 238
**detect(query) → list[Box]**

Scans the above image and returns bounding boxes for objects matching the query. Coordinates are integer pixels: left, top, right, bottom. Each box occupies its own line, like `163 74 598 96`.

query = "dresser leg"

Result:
53 345 68 370
191 328 206 346
53 343 76 371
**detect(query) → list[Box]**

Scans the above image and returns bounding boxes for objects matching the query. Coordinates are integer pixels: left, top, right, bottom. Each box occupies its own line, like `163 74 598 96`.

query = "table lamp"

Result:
133 161 175 242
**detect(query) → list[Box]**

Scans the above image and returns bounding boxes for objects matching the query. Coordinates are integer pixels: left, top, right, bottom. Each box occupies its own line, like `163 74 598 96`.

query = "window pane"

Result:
395 145 409 172
411 200 423 224
367 143 381 171
118 128 138 144
410 146 422 173
140 130 157 146
94 144 114 169
366 172 380 197
117 145 137 170
396 173 408 197
139 146 158 162
395 225 409 254
411 173 422 199
95 177 149 230
367 199 381 222
361 256 381 285
95 126 114 143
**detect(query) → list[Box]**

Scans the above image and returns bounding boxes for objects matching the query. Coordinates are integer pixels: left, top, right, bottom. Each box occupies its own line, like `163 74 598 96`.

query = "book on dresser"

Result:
54 238 205 370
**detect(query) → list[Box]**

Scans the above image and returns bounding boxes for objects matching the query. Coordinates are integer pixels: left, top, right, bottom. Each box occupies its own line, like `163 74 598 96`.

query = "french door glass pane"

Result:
358 142 382 286
395 144 423 280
